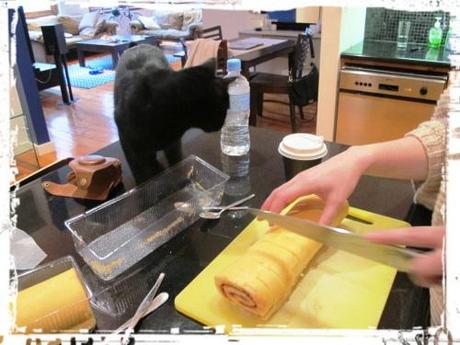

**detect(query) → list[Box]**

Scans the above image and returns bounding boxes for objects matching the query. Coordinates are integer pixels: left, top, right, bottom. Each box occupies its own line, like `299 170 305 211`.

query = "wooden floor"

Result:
15 56 317 181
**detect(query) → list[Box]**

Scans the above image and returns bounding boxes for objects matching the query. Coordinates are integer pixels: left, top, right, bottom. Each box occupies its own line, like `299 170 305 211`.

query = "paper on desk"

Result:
10 227 47 270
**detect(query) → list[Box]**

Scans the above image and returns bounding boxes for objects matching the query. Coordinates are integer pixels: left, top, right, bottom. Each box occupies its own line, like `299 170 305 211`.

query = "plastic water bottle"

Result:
448 13 460 67
220 59 250 156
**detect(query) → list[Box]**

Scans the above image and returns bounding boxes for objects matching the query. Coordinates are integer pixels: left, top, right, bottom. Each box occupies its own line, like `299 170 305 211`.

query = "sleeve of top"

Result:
404 119 446 210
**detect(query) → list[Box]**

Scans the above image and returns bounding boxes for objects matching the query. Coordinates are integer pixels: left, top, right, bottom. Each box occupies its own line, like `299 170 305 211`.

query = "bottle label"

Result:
229 93 250 113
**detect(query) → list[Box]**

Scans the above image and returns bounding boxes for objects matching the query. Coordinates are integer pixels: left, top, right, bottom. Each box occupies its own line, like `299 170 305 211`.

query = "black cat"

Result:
114 44 230 183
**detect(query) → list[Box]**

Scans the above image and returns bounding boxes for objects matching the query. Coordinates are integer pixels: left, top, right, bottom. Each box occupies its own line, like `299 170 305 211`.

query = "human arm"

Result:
365 226 444 287
262 135 428 224
355 136 428 180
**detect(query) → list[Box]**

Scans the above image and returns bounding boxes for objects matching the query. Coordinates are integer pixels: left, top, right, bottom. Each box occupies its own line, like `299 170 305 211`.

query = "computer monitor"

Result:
264 9 310 31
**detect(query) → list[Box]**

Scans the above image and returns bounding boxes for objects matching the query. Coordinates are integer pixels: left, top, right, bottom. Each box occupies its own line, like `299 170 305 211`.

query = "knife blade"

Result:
248 208 421 272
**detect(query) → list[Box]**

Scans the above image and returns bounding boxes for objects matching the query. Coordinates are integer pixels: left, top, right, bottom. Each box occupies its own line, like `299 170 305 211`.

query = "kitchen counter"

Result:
341 39 451 68
13 127 431 333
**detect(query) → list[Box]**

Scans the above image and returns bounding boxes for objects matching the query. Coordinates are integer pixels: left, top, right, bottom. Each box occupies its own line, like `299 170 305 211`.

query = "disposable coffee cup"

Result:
278 133 328 180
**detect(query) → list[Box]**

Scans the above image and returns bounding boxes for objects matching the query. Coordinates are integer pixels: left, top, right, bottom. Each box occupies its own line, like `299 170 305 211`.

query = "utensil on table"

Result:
115 292 169 333
199 194 255 219
248 208 422 272
113 272 165 335
201 206 248 211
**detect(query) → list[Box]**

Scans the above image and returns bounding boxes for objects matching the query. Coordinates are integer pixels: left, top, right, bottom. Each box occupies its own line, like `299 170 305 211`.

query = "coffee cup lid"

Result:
278 133 327 160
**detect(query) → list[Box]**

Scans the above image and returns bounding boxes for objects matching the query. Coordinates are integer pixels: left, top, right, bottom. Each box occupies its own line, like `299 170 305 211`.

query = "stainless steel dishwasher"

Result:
335 67 447 145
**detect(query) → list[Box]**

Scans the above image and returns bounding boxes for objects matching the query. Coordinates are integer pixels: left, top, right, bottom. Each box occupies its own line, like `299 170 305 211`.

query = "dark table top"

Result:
341 39 452 68
14 126 430 333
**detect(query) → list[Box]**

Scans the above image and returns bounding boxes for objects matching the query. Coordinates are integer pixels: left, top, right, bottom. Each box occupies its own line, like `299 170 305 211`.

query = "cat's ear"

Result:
200 58 217 74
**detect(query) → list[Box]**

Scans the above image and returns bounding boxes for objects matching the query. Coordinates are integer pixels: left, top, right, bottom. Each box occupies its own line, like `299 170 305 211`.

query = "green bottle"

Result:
428 17 443 48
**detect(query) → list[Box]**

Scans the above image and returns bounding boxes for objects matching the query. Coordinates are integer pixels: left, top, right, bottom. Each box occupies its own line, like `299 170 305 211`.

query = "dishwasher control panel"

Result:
339 67 447 101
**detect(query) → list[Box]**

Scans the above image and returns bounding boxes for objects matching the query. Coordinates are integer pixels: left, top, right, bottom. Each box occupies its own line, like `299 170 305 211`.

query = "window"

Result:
18 0 58 18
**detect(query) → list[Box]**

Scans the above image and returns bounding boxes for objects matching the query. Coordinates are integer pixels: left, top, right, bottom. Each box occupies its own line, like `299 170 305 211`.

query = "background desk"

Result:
239 29 321 73
229 38 295 78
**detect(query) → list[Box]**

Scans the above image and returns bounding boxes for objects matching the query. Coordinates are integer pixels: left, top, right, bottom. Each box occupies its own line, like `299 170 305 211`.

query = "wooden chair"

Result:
177 26 223 65
249 33 316 133
195 25 223 40
215 40 228 75
179 39 228 76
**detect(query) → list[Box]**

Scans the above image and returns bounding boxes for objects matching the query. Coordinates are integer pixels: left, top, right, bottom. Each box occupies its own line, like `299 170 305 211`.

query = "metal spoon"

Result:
201 206 249 211
199 193 255 219
114 272 165 335
108 292 169 345
115 292 169 334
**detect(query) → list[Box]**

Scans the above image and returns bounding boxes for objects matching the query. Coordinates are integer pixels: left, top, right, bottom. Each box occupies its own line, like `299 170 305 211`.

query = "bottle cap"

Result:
434 17 441 28
227 59 241 72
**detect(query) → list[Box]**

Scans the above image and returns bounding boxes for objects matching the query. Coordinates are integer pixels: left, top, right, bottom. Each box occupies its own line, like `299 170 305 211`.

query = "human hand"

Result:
261 147 368 224
365 226 444 287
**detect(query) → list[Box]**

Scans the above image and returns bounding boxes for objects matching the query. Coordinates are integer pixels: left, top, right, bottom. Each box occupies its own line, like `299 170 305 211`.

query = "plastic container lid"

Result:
227 58 242 72
278 133 328 160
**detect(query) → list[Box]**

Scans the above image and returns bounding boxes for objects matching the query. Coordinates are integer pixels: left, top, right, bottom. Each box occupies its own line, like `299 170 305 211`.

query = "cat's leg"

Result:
163 139 183 167
118 132 164 184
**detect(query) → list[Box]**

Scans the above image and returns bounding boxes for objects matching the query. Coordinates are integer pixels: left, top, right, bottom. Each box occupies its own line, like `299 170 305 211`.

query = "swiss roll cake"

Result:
215 195 349 320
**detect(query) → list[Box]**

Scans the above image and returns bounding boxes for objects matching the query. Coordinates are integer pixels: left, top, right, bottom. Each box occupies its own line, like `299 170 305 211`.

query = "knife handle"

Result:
346 208 374 225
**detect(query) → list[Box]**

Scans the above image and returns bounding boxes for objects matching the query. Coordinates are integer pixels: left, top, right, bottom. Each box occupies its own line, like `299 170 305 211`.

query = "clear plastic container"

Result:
81 258 167 318
65 155 229 281
14 256 96 333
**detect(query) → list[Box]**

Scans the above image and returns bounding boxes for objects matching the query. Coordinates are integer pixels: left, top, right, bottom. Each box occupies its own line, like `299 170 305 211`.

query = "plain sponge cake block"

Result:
15 268 96 333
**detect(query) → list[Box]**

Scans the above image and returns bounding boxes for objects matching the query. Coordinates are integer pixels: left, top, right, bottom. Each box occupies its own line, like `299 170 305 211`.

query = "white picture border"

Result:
2 0 459 343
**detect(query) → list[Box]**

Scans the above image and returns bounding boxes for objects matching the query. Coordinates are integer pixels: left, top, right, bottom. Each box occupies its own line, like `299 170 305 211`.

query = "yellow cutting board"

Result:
175 207 409 332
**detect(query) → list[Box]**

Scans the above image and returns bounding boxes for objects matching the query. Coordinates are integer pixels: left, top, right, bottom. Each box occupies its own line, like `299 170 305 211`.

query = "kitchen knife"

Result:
248 208 421 272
